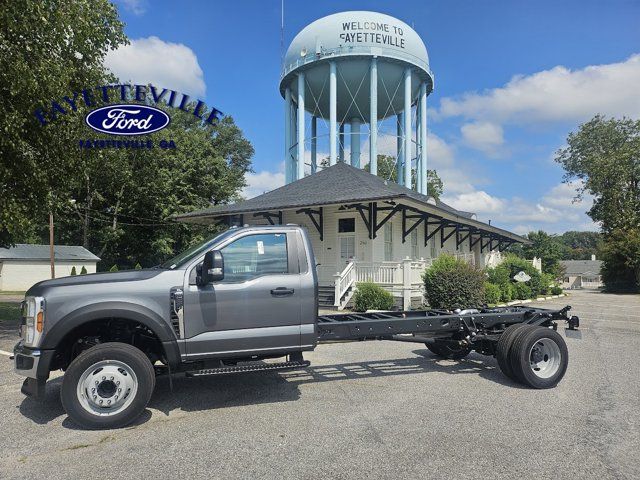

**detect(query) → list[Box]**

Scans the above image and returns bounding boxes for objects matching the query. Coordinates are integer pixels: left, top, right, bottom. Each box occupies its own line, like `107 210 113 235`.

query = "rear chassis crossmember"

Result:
317 306 579 355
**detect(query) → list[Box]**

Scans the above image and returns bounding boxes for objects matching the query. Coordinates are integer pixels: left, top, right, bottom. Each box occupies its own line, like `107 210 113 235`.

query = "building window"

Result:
338 218 355 233
384 223 393 261
430 235 436 259
410 228 418 258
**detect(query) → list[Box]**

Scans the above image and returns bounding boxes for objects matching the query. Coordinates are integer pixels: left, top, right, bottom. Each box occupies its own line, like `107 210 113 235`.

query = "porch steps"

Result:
318 286 335 307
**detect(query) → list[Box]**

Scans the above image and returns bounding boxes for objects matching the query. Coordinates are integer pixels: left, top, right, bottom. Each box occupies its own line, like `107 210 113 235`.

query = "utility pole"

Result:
49 212 55 279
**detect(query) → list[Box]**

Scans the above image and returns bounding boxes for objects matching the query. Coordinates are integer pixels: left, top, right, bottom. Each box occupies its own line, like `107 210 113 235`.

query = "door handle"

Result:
271 287 294 296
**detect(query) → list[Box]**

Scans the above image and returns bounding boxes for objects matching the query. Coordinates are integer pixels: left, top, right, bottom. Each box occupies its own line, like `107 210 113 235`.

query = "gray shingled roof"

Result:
0 244 100 261
175 162 526 242
560 260 603 275
178 162 474 219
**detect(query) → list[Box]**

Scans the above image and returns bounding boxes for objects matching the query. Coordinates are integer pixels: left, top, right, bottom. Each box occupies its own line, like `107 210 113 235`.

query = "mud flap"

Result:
21 378 46 399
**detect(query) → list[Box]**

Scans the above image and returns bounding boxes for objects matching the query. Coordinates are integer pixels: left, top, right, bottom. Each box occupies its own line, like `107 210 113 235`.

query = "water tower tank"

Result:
280 11 434 194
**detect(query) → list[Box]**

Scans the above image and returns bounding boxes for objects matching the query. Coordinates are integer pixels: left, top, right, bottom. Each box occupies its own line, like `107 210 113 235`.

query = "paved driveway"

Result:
0 290 638 479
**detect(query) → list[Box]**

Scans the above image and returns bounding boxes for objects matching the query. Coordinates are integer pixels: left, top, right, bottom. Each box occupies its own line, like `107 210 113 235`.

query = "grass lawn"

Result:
0 302 21 325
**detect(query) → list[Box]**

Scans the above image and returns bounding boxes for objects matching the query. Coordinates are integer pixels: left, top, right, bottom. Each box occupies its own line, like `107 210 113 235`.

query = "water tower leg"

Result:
419 82 428 195
339 123 345 162
311 116 317 173
350 118 361 167
416 103 422 192
369 58 378 175
396 112 404 185
284 87 292 184
329 61 337 166
297 73 305 180
404 67 412 189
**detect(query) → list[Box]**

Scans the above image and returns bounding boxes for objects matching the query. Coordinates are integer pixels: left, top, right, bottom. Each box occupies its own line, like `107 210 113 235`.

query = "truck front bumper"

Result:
13 341 54 399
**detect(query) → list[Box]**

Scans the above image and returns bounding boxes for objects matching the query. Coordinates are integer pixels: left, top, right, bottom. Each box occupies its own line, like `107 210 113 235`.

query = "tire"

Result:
61 342 156 429
426 341 472 360
509 327 568 389
496 323 532 381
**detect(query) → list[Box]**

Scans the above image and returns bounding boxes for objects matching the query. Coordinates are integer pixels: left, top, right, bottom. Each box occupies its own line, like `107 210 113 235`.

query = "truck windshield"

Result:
159 229 235 269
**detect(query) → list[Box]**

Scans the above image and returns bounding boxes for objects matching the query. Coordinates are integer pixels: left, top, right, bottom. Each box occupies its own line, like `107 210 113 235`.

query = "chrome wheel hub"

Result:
76 360 138 416
528 338 561 379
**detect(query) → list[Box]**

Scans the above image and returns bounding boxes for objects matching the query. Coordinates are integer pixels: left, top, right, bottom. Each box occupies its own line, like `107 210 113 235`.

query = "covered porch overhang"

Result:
178 197 527 253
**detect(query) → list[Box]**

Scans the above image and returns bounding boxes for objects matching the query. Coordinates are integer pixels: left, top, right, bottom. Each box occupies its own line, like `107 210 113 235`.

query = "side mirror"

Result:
197 250 224 285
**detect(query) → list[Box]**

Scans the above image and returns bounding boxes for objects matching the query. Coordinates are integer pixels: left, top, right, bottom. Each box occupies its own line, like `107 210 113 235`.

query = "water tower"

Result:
280 11 434 193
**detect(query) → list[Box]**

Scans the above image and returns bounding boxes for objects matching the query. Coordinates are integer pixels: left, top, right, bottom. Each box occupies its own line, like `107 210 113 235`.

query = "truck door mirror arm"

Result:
197 250 224 285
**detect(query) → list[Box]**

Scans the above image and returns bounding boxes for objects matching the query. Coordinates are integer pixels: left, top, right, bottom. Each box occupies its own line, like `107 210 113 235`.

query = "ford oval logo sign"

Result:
85 104 170 136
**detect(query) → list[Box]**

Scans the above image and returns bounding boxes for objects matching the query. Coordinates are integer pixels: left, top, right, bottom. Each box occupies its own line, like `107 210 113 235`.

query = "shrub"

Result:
109 264 119 272
70 266 77 276
487 254 545 298
423 254 486 310
551 286 563 295
500 283 513 303
352 282 395 312
134 263 143 270
484 282 501 305
80 265 87 275
512 282 532 300
539 273 555 295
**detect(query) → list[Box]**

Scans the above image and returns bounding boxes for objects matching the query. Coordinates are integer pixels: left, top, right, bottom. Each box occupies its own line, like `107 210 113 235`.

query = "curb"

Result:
495 293 566 308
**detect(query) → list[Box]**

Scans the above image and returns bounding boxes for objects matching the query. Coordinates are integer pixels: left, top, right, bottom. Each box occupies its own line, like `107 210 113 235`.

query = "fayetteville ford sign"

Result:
32 83 223 149
85 104 171 135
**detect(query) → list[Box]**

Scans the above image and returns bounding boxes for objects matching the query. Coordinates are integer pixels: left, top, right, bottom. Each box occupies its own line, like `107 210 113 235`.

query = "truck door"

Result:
183 231 302 359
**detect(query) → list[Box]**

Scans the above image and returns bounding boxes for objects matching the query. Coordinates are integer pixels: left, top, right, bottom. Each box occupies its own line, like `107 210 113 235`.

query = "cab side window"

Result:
221 233 288 282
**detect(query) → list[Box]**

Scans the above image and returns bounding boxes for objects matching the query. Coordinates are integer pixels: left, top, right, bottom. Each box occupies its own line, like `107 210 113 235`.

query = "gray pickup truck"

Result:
13 225 579 429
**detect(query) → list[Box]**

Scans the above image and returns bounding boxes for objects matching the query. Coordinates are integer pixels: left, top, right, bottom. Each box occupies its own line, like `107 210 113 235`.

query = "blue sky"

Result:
110 0 640 234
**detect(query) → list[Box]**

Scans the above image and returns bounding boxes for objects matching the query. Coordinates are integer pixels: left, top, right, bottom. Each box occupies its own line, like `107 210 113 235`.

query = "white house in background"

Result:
176 163 528 309
560 257 603 289
0 244 100 291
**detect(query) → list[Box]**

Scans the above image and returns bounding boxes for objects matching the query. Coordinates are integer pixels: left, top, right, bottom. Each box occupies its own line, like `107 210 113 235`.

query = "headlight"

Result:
22 296 45 347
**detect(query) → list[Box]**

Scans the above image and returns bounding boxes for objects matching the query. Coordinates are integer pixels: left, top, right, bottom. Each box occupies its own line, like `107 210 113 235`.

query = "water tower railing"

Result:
281 45 432 79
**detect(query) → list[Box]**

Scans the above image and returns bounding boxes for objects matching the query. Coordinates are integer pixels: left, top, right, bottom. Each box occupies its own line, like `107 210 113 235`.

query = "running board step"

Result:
186 360 310 377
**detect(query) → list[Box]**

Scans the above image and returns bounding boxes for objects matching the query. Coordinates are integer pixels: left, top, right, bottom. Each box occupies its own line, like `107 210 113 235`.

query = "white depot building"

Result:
177 11 526 309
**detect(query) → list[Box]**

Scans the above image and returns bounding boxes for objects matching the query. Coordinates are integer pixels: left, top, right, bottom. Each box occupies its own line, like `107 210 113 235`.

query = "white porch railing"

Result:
333 261 356 307
327 253 482 310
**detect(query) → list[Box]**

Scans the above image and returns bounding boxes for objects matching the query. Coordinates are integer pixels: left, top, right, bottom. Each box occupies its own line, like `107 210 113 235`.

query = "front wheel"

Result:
61 342 156 429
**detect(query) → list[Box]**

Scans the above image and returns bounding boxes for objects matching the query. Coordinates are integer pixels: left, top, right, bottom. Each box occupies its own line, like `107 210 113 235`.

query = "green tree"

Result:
558 231 602 260
523 231 565 278
555 116 640 291
0 0 127 247
80 265 87 275
364 155 444 199
70 266 77 276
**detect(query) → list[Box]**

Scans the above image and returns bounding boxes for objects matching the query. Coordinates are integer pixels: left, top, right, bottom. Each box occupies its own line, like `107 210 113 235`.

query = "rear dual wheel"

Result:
497 325 568 388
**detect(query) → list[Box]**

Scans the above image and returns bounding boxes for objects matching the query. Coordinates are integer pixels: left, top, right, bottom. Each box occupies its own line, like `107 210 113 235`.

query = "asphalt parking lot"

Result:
1 289 639 479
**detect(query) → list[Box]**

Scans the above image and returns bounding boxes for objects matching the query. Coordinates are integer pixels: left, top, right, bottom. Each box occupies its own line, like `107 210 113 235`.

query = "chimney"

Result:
591 254 596 261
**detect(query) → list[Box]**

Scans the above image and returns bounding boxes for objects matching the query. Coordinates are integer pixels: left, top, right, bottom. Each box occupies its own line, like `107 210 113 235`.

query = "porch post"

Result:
402 257 412 310
329 61 337 165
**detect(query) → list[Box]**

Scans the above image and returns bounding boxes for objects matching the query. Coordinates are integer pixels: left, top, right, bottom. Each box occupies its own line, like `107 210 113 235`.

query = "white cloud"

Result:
442 182 597 234
104 37 206 97
242 164 285 199
437 54 640 125
115 0 147 15
460 121 505 157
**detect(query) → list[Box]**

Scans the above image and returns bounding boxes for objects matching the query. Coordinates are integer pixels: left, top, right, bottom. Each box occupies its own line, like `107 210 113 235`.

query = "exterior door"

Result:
337 217 356 267
183 232 302 358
